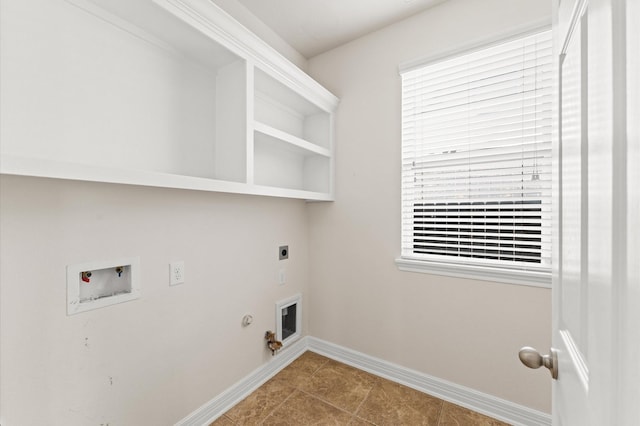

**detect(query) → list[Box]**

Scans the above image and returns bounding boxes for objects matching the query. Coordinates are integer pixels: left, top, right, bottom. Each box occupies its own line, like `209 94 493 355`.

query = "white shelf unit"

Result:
253 68 332 194
0 0 338 201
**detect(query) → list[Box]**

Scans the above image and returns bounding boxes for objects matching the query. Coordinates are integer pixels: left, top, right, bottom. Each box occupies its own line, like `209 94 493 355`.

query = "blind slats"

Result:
405 44 553 88
401 30 553 270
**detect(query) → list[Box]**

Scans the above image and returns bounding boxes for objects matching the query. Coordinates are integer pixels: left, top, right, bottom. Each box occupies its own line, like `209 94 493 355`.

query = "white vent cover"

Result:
276 293 302 346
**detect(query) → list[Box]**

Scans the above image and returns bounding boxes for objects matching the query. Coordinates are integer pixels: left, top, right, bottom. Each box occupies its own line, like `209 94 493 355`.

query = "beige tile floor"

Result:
210 351 510 425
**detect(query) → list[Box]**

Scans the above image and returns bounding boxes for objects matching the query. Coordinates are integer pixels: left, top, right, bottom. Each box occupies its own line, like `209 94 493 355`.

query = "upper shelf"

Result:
253 122 331 158
1 0 338 201
66 0 239 71
154 0 339 111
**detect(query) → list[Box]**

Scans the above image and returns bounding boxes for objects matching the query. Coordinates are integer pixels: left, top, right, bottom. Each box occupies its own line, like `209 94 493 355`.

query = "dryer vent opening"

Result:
281 304 297 340
276 294 302 346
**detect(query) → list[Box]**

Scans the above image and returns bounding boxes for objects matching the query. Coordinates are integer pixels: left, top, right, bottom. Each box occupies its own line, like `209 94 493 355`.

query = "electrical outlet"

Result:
170 261 185 286
279 245 289 260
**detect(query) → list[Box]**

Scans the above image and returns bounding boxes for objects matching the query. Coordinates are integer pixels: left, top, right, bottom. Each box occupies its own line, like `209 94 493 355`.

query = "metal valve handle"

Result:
519 346 558 379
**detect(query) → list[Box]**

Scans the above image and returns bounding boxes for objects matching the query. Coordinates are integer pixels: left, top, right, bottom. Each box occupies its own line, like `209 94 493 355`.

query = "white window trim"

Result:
397 20 553 289
395 257 551 288
398 19 551 74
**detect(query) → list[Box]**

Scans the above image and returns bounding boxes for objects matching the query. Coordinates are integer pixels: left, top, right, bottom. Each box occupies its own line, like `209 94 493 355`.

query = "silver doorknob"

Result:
519 346 558 379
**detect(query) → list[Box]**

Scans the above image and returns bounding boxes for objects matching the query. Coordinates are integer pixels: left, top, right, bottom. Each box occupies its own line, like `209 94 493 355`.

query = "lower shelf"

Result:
0 155 333 201
253 131 331 194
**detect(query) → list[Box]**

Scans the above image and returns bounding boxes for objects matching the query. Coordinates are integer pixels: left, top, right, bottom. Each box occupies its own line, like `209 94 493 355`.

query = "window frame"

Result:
396 24 553 288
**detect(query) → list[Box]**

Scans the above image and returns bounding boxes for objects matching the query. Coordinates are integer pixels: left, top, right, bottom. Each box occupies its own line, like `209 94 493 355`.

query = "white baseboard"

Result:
176 335 551 426
307 337 551 426
175 336 308 426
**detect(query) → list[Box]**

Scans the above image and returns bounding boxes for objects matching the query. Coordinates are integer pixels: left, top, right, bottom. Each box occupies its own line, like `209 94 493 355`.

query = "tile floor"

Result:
210 351 510 425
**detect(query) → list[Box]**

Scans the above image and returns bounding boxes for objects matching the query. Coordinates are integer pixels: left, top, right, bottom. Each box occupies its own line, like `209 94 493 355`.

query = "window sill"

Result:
395 257 551 288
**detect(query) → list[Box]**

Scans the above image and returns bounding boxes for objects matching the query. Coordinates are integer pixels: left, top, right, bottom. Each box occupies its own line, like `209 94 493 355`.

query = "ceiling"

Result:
235 0 447 58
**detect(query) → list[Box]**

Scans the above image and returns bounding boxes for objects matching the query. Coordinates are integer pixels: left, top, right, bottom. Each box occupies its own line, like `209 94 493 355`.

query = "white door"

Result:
548 0 639 424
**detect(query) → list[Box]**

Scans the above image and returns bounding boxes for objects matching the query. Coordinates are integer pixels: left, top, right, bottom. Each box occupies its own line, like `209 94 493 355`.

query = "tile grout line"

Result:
253 352 330 424
351 379 379 426
253 353 333 424
219 412 236 425
300 358 380 421
308 358 331 377
296 387 356 418
435 399 445 426
256 387 298 426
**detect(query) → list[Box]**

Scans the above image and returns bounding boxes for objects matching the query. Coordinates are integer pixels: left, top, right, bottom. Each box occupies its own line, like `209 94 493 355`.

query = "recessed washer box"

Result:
67 257 141 315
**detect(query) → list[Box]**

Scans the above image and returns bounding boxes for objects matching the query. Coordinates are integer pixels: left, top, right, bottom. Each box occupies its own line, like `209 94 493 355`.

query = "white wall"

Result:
306 0 552 413
0 176 309 425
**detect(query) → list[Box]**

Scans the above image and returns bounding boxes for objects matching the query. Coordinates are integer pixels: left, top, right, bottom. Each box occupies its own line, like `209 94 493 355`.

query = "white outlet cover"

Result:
170 261 185 286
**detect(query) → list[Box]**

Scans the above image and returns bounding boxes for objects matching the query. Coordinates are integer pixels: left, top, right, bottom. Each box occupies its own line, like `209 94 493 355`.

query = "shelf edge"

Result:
253 121 331 157
0 155 333 201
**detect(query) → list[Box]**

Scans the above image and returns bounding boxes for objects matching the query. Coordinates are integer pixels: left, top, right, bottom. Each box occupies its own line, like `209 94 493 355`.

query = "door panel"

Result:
559 16 587 355
621 1 640 422
556 2 589 424
553 0 637 424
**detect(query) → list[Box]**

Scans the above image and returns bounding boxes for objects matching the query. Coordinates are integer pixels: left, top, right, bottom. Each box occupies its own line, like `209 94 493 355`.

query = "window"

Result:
398 30 552 286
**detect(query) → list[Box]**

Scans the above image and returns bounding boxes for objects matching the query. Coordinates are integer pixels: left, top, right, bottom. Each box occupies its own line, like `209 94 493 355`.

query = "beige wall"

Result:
306 0 552 413
0 176 309 424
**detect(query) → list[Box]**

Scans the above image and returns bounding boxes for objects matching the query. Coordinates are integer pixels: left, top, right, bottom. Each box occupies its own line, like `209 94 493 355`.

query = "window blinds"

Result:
400 30 552 270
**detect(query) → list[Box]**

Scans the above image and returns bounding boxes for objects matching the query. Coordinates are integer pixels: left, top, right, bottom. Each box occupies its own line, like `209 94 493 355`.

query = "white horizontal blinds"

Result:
401 30 552 269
